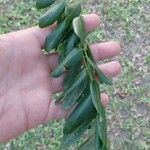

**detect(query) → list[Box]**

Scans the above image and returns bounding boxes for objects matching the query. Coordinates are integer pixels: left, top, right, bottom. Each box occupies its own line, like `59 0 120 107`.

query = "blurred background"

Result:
0 0 149 149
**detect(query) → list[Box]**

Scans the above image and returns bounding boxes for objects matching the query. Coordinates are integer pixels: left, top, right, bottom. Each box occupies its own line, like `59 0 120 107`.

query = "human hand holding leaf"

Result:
0 0 121 145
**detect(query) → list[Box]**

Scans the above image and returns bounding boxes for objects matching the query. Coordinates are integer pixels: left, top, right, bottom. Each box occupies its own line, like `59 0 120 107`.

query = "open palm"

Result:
0 14 121 143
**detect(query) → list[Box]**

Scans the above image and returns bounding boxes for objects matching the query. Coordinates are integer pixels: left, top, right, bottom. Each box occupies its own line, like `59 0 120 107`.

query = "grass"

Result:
0 0 150 149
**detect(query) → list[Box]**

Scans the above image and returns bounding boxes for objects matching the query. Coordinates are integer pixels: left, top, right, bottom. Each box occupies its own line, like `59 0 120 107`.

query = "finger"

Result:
83 14 100 32
30 14 100 48
91 41 121 61
45 93 109 122
51 61 121 94
101 93 109 107
99 61 121 77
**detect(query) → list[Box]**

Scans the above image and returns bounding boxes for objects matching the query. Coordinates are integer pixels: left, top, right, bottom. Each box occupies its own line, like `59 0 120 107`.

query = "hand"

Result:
0 14 121 143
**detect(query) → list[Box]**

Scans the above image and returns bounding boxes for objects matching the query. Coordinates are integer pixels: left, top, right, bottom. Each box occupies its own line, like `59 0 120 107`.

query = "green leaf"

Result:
51 65 66 78
57 42 67 63
58 55 65 64
62 69 87 109
63 61 82 90
39 1 66 28
63 94 96 134
55 93 64 104
65 4 81 23
51 48 83 78
62 48 83 67
78 134 95 150
73 16 87 43
62 115 95 148
90 80 101 114
45 20 69 52
95 135 102 150
36 0 55 9
95 118 103 150
57 13 65 24
66 33 80 55
90 81 107 149
77 83 90 103
97 115 107 150
87 57 113 85
57 42 66 55
86 44 96 62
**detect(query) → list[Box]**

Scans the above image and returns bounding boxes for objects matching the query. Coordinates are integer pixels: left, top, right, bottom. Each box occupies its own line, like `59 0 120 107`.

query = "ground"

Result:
0 0 150 149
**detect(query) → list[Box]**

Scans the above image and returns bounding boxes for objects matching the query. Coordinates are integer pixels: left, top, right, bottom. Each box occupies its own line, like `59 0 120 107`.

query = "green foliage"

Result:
36 0 55 9
39 1 66 28
73 16 86 43
62 69 87 109
0 0 149 149
51 48 83 77
40 1 109 148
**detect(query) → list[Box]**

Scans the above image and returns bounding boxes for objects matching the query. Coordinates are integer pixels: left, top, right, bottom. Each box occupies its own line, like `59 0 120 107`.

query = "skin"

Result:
0 14 121 143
